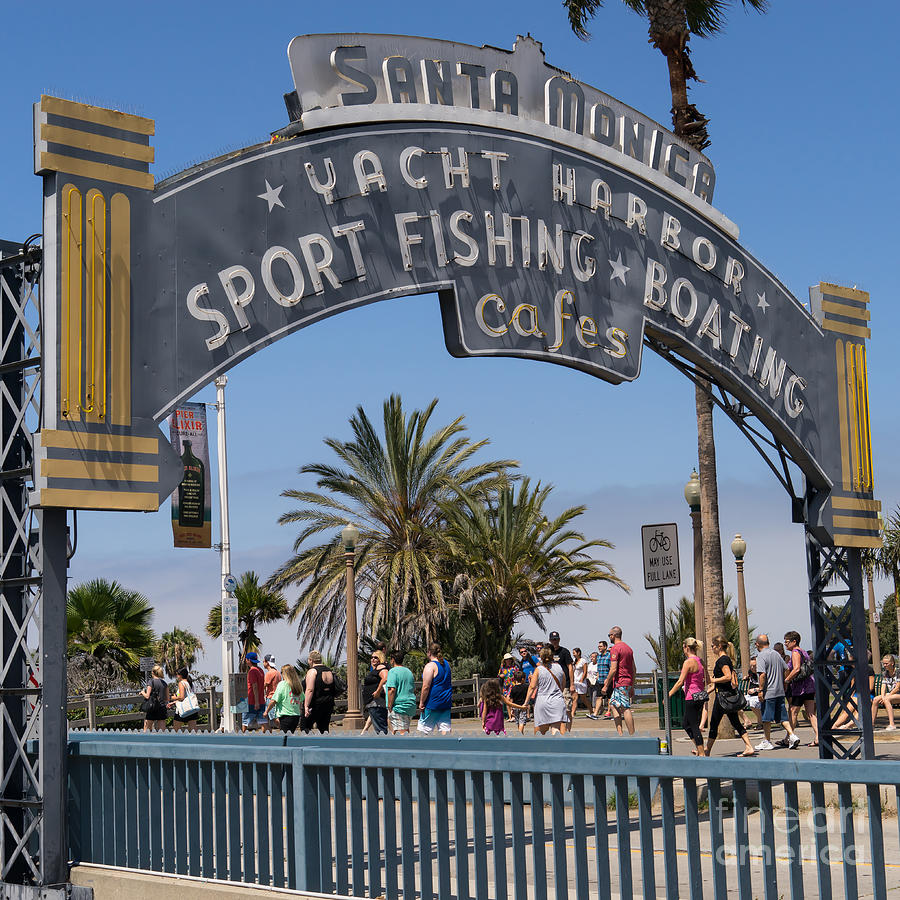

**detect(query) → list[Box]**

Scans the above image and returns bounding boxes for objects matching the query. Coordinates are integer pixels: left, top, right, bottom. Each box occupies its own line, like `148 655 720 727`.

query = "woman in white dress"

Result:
524 647 568 735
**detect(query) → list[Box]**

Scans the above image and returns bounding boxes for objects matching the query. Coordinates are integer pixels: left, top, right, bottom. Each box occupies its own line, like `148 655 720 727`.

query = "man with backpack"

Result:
754 634 799 750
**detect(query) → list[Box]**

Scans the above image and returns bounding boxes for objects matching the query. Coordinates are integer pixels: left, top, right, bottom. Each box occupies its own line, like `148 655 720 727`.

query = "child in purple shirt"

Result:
480 679 525 735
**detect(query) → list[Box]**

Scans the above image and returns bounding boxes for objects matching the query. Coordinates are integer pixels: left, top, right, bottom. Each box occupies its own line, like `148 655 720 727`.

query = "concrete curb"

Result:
71 865 352 900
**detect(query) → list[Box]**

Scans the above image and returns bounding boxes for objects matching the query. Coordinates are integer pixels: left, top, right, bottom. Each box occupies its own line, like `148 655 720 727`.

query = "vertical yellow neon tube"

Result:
858 345 873 491
834 341 851 492
85 189 107 420
845 342 859 491
110 193 131 426
61 185 83 422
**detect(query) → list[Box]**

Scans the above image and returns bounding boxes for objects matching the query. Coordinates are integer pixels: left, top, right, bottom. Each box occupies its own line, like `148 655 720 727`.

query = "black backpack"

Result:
795 651 814 682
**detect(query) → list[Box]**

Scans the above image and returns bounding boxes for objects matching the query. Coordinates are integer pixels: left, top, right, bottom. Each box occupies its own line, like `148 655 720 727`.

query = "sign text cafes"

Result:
34 33 879 548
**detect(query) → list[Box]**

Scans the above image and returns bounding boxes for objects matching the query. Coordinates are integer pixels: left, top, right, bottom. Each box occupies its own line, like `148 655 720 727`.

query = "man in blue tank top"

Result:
417 643 453 734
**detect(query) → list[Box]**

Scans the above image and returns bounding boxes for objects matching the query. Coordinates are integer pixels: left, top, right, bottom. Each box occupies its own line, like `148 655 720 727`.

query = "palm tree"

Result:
267 395 515 656
644 594 751 673
565 0 768 151
156 627 204 677
66 578 156 678
442 478 628 667
876 506 900 653
862 546 883 669
564 0 769 655
207 571 287 664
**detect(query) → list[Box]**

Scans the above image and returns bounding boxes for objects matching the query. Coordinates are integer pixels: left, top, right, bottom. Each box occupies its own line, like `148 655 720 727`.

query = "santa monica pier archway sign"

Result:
0 27 885 889
33 34 879 547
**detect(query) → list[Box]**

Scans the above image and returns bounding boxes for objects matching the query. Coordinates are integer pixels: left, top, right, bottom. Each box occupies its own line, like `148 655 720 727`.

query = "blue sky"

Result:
2 2 898 673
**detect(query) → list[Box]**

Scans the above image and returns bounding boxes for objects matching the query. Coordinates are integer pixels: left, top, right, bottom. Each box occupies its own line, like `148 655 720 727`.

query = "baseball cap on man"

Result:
264 654 276 664
549 631 560 640
245 652 260 664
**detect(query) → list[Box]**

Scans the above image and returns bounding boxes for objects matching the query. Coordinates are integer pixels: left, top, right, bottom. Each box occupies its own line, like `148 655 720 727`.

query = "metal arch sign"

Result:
31 33 880 548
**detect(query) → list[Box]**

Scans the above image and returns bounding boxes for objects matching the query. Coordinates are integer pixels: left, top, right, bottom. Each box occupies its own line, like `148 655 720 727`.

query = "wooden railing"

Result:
67 689 222 731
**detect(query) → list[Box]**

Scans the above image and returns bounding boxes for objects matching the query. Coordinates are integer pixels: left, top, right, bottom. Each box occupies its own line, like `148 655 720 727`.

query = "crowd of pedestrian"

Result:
665 630 826 755
488 626 638 737
139 623 894 751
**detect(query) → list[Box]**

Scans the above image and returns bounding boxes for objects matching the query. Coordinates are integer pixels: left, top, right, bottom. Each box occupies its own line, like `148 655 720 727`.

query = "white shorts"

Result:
747 694 760 710
575 682 588 695
417 708 451 734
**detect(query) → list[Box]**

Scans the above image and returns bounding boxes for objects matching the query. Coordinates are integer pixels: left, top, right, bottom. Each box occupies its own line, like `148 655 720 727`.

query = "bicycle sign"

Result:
641 523 680 590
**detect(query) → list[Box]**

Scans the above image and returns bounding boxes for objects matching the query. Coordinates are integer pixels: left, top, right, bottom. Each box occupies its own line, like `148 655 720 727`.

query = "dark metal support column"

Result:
807 520 876 760
847 548 875 759
0 243 83 894
39 508 68 884
0 246 29 883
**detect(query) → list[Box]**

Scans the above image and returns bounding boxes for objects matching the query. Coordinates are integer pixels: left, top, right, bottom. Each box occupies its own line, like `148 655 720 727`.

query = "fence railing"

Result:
67 732 900 899
67 689 221 730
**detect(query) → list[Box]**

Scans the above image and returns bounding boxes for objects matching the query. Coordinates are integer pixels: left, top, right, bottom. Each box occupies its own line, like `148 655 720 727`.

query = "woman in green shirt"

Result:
266 664 304 733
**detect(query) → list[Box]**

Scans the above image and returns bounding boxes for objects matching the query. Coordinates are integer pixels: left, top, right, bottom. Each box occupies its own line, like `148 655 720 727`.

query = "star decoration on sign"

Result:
258 180 284 212
757 291 770 313
609 252 630 285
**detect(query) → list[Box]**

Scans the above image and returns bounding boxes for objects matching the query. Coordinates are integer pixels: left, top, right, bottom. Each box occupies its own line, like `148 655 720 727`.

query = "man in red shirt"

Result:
602 626 636 736
243 651 269 732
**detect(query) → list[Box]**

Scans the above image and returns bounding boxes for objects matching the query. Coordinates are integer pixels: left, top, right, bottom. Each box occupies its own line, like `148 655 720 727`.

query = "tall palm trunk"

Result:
696 382 726 648
650 2 711 151
696 381 730 736
648 2 727 726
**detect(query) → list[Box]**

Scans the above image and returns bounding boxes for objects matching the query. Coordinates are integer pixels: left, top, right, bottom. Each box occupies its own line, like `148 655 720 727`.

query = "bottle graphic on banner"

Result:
170 403 212 548
178 440 205 528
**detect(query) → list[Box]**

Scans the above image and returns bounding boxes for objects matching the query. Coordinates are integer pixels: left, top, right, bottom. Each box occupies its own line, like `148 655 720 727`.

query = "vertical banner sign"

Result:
169 402 212 548
222 596 240 642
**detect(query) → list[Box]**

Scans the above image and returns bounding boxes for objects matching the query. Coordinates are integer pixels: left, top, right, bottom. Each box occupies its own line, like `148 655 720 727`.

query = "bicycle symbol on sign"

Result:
648 530 671 553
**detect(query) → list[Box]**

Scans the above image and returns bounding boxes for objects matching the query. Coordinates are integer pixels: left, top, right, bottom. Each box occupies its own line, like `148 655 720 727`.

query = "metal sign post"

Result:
641 523 681 755
216 376 235 732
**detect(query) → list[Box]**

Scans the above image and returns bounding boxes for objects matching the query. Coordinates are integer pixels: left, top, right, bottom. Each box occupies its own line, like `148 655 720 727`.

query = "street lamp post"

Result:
868 564 882 675
684 470 706 668
341 523 365 730
870 512 884 675
731 534 751 680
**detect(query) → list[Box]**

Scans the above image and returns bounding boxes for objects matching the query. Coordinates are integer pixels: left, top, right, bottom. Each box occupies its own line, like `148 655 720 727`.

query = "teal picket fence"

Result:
67 732 899 899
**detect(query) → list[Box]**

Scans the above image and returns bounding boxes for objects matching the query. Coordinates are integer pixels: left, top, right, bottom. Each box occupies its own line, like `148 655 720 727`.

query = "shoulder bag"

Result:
176 691 200 717
717 669 745 711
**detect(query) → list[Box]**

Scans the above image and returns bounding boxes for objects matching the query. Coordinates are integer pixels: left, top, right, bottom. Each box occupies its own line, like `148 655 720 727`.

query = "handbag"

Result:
718 687 746 711
692 690 709 703
175 692 200 717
